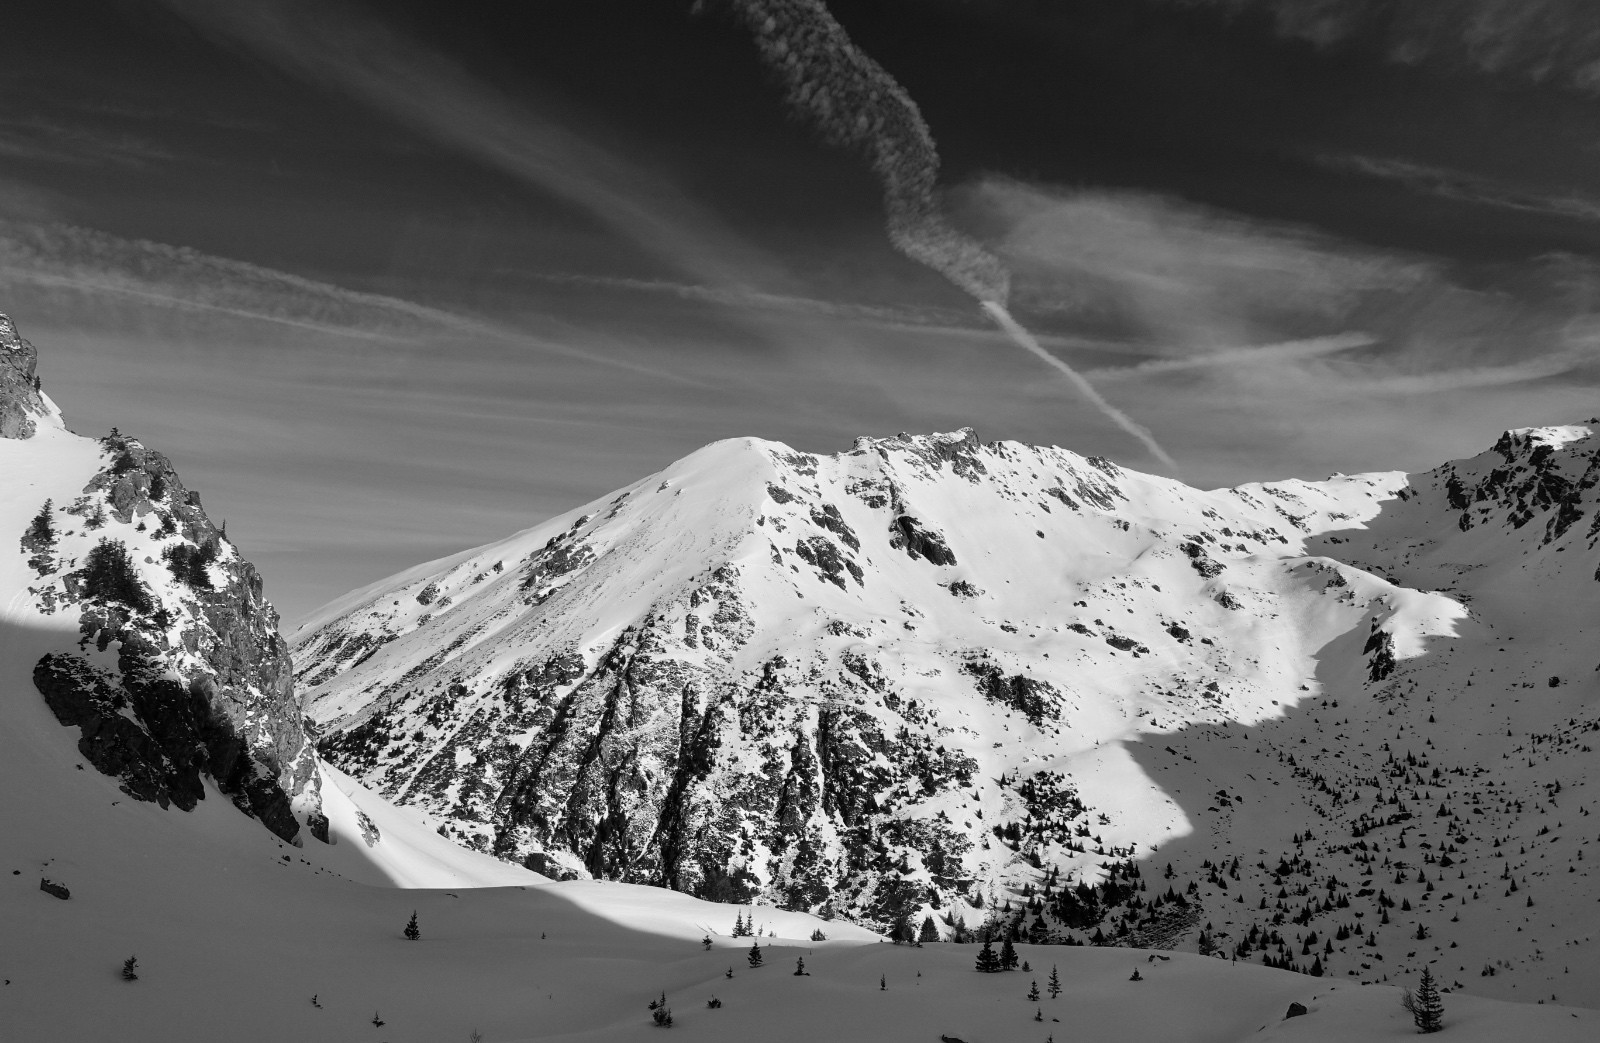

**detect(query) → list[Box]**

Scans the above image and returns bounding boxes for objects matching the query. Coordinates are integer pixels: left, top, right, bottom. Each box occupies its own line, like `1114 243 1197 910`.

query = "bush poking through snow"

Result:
648 992 673 1027
120 956 138 982
810 927 827 941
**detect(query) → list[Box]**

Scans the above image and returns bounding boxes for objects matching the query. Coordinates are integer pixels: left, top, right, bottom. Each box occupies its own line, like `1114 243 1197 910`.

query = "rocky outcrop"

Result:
0 314 48 439
22 424 321 844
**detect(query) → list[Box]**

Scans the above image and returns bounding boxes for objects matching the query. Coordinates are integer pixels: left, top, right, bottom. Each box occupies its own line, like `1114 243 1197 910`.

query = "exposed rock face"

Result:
19 428 320 843
295 422 1600 952
0 314 48 439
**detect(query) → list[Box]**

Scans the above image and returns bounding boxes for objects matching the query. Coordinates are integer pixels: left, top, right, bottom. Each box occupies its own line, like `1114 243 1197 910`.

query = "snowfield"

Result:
4 393 1599 1040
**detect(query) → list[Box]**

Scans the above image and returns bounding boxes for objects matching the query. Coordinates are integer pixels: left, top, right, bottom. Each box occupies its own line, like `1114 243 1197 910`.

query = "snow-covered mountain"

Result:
7 310 1600 1040
294 419 1600 1004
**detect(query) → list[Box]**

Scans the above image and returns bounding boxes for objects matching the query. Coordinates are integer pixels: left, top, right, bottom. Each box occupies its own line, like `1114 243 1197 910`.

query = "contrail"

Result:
982 302 1179 470
718 0 1179 470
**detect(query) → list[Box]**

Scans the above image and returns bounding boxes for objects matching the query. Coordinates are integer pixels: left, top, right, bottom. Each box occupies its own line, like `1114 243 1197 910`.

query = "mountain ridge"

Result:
293 417 1600 1003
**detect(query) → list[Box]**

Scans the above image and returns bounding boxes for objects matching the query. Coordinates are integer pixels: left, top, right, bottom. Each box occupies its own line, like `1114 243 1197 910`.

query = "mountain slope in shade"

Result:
295 422 1600 1005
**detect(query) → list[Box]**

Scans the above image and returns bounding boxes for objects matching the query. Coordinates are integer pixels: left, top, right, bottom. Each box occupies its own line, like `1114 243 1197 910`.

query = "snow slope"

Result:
294 423 1600 1010
4 324 1597 1038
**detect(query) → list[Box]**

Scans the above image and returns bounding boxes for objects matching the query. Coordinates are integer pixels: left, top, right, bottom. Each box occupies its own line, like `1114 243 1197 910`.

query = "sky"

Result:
2 0 1598 623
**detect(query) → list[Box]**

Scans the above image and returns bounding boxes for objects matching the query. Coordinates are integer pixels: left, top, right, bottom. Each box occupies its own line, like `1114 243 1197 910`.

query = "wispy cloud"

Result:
961 178 1598 454
0 118 179 168
157 0 786 299
1320 154 1600 222
970 179 1424 348
1086 332 1376 380
0 219 706 384
1173 0 1600 94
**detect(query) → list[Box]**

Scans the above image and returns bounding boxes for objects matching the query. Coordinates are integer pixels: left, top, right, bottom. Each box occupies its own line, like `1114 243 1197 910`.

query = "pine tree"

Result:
879 974 886 991
1028 980 1040 1001
1048 964 1061 999
121 955 139 981
371 1012 385 1028
82 539 153 612
919 915 940 943
648 992 673 1027
1410 966 1443 1033
1000 935 1019 971
891 910 913 945
702 934 713 951
975 937 1001 973
24 500 53 546
794 957 807 976
747 940 763 968
733 911 745 937
404 910 420 941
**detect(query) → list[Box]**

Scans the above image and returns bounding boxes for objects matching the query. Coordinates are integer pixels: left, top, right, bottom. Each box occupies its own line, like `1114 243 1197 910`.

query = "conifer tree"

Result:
121 955 139 981
733 911 745 937
1000 935 1019 971
82 539 153 612
1028 980 1040 1001
794 957 807 976
975 937 1001 973
919 915 940 943
25 500 53 546
702 934 713 951
1409 966 1443 1033
404 910 420 941
891 910 913 945
747 940 763 968
1048 964 1061 999
648 992 673 1027
879 974 886 991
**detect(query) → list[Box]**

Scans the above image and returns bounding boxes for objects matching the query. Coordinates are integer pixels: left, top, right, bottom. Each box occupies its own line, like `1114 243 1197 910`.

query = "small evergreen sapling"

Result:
648 992 673 1027
747 940 763 968
1048 964 1061 999
880 974 886 991
1405 966 1444 1033
372 1012 386 1028
1129 967 1143 981
121 956 139 981
404 910 420 940
810 927 828 941
794 957 808 976
975 937 1001 973
1028 980 1040 1002
702 934 713 951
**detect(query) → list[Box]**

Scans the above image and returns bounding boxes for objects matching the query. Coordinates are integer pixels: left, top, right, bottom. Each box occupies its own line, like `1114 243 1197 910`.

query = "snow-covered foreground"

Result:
0 422 1593 1041
4 692 1595 1043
